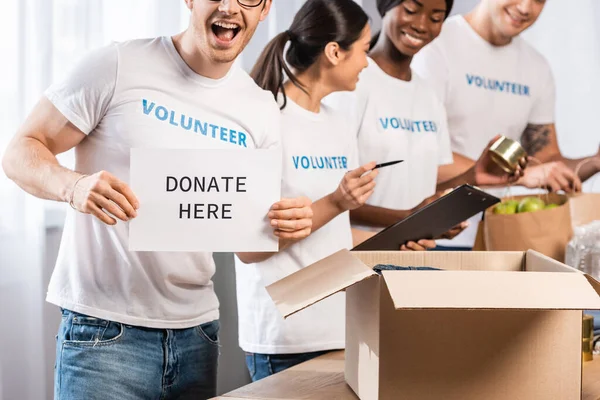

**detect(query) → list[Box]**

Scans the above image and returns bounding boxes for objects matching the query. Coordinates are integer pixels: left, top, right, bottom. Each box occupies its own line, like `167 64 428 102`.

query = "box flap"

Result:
525 249 579 272
381 270 600 310
585 274 600 298
527 250 600 308
266 249 378 318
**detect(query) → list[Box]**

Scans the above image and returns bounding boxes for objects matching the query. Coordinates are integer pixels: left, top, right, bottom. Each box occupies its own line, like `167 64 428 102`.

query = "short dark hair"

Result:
377 0 453 18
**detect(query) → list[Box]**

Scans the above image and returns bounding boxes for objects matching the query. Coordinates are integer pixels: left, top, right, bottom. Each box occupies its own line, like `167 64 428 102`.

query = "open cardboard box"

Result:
267 250 600 400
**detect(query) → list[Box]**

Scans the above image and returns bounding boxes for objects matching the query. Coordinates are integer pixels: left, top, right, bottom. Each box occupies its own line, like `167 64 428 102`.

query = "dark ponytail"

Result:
369 32 382 50
251 0 369 109
370 0 454 49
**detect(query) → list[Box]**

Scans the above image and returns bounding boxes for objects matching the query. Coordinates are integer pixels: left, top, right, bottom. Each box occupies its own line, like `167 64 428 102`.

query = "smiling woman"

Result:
325 0 472 235
370 0 453 52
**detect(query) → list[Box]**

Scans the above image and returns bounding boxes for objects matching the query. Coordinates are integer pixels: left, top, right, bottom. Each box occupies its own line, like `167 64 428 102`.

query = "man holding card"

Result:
2 0 312 399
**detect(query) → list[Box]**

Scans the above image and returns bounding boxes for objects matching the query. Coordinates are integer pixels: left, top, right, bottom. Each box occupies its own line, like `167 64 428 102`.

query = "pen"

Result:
373 160 404 170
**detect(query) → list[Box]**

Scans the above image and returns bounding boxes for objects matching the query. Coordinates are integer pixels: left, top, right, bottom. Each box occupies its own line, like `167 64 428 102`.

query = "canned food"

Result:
489 135 528 174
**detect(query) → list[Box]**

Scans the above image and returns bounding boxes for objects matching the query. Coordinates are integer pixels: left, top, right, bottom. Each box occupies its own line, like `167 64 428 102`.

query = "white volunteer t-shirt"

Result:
45 37 281 329
412 15 556 247
235 98 356 354
327 58 453 232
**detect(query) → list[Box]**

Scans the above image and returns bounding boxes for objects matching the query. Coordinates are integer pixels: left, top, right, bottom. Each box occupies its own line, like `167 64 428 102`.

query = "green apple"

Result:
545 203 559 210
517 197 546 213
494 200 519 215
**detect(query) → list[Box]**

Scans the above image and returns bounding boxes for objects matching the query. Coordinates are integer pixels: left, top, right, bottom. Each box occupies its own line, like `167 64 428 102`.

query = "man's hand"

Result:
331 162 378 212
411 188 453 212
268 197 313 241
437 221 469 240
71 171 139 225
473 136 527 186
518 161 582 193
236 197 314 264
401 239 437 251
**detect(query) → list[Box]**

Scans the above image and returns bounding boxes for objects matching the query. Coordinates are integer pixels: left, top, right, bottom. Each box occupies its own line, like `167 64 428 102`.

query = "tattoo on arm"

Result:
521 124 551 156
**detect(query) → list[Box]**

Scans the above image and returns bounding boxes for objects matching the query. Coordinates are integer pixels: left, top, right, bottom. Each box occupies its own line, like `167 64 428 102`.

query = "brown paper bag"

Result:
473 220 487 251
569 193 600 227
476 193 572 262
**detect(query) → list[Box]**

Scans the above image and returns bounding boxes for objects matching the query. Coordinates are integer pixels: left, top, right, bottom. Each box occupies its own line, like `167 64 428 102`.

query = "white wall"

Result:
521 0 600 172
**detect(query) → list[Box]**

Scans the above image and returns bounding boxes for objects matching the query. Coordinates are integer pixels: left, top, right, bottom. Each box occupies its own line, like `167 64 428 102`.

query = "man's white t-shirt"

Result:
45 37 281 329
412 15 556 247
328 59 453 232
235 98 356 354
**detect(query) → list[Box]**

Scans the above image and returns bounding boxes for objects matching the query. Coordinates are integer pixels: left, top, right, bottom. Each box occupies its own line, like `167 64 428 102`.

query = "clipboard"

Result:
352 184 500 251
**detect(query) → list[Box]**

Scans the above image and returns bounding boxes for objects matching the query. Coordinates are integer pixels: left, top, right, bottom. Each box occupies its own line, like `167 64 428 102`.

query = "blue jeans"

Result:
373 265 441 274
245 350 329 382
55 309 220 400
430 245 473 251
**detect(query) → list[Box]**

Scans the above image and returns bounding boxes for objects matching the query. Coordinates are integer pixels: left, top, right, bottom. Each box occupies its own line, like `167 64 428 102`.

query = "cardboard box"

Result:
267 250 600 400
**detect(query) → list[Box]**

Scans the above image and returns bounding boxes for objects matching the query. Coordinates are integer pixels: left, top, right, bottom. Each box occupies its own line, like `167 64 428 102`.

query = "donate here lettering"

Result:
165 175 247 220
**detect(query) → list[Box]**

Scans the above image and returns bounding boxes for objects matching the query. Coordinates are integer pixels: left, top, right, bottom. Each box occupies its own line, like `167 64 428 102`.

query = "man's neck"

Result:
171 30 234 80
465 6 513 47
369 35 412 82
283 66 333 113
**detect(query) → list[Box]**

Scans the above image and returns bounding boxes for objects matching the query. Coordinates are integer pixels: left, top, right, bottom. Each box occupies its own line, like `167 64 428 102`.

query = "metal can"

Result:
489 135 528 174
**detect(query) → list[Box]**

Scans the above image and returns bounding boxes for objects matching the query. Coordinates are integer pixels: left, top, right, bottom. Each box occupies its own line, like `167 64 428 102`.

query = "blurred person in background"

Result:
412 0 600 250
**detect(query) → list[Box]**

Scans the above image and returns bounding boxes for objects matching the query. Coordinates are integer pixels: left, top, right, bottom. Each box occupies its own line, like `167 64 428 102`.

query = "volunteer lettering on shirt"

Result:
379 117 438 132
142 99 249 147
292 155 348 170
465 74 530 96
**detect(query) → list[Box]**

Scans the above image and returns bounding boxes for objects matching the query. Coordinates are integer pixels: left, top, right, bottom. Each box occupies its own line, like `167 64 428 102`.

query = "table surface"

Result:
213 351 600 400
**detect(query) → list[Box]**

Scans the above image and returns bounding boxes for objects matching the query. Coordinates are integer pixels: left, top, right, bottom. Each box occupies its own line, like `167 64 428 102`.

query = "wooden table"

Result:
213 351 600 400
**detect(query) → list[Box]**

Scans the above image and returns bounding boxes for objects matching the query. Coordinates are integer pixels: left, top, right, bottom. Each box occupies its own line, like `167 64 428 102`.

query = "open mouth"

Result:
211 21 241 44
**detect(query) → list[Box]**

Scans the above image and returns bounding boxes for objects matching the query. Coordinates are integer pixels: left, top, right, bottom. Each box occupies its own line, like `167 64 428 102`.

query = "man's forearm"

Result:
2 137 80 202
520 123 600 182
350 204 409 228
437 153 475 184
545 154 600 182
310 193 345 234
437 166 476 192
351 228 376 247
236 237 303 264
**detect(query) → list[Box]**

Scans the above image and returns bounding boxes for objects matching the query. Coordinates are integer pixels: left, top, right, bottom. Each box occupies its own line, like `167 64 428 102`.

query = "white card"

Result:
129 148 281 252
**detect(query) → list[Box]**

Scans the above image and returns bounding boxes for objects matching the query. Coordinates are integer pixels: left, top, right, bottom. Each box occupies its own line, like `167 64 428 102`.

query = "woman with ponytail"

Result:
328 0 522 244
234 0 385 382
